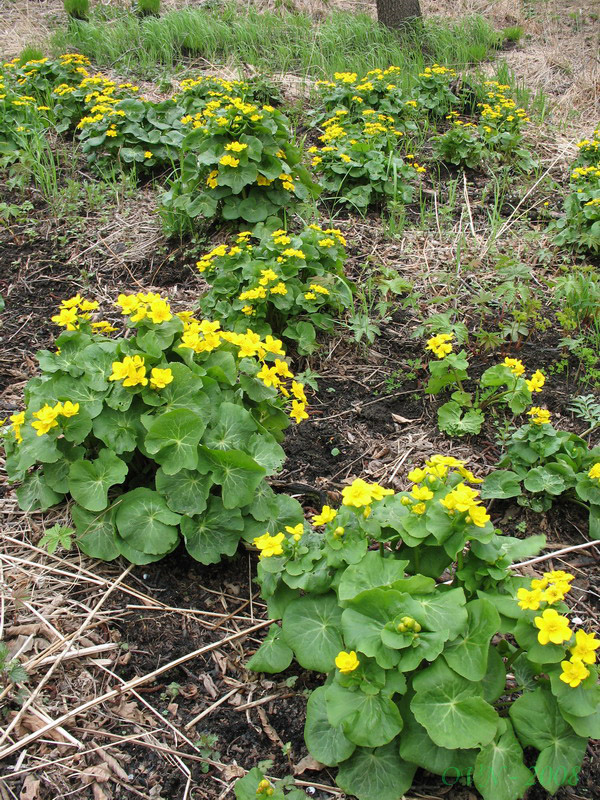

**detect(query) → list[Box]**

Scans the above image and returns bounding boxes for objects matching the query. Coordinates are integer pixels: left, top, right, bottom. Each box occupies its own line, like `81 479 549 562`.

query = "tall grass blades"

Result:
64 0 89 22
51 6 499 81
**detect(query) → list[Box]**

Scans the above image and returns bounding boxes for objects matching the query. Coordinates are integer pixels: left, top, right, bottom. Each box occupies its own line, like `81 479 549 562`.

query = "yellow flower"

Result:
257 364 280 388
527 407 551 425
309 284 330 295
290 400 309 424
253 532 285 558
108 355 148 387
407 467 427 484
144 151 153 159
220 154 239 167
263 335 286 356
588 463 600 482
31 404 60 436
439 483 480 513
534 608 572 645
304 292 317 300
269 282 287 295
313 505 337 525
281 248 306 259
411 485 433 501
426 333 453 358
542 584 567 604
57 401 80 418
257 174 273 186
285 523 304 542
10 411 25 443
224 141 248 152
335 650 360 673
526 370 545 393
465 505 490 528
147 298 172 324
559 658 590 688
570 630 600 665
291 381 307 403
517 588 543 611
150 368 174 390
51 307 79 330
503 357 525 376
116 294 140 315
342 478 373 508
411 502 426 515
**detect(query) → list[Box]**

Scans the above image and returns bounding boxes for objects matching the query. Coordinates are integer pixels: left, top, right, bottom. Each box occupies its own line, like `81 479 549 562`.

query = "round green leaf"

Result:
205 448 266 509
411 658 498 749
336 743 417 800
115 487 181 555
246 624 293 674
155 467 212 515
474 718 533 800
444 599 500 681
92 404 144 453
325 683 403 747
282 593 343 673
304 685 356 766
203 402 256 451
144 409 205 474
180 496 243 564
71 504 119 561
16 470 63 512
68 449 128 512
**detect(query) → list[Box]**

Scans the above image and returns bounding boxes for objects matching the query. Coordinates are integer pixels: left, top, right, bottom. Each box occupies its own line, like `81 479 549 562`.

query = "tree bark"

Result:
376 0 422 30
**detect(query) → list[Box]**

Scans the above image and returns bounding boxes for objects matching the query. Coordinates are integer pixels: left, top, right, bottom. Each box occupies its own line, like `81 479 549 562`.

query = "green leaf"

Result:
115 487 181 555
204 448 266 508
397 693 477 776
145 409 205 474
561 707 600 738
246 625 293 673
549 668 600 717
68 449 128 512
338 552 433 604
81 342 117 390
159 363 212 415
71 505 119 561
92 404 144 453
48 373 105 418
282 593 343 672
474 718 533 800
180 496 243 564
437 401 484 437
509 687 587 791
155 467 211 515
401 588 468 640
444 599 500 681
411 658 498 749
203 402 257 450
482 645 507 703
38 523 74 554
524 466 566 495
481 470 522 500
16 470 64 511
341 589 405 669
304 685 356 767
325 683 402 748
513 617 566 664
335 743 417 800
247 432 285 475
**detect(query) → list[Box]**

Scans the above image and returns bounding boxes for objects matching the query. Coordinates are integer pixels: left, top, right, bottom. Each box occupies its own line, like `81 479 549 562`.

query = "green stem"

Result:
379 542 385 557
505 646 525 669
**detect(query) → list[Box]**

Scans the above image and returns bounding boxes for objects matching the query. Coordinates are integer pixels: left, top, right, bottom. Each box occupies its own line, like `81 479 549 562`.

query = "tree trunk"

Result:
376 0 422 30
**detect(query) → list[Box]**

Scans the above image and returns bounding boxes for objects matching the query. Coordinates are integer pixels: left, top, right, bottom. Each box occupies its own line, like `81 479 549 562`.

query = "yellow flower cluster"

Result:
341 478 394 512
439 482 490 527
403 457 486 521
256 778 274 796
503 357 525 376
418 64 457 79
31 401 79 437
51 294 99 330
109 355 148 388
252 522 306 558
517 570 575 611
571 165 600 182
425 332 453 358
525 369 545 392
478 81 530 129
527 406 551 425
116 292 172 324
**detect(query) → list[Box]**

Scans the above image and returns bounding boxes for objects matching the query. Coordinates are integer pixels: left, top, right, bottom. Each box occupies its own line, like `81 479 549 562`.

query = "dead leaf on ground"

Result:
220 763 245 780
19 776 41 800
293 755 325 775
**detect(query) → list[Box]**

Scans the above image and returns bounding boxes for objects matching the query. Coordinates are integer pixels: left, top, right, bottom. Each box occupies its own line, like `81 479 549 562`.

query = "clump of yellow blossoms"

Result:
527 406 551 425
403 455 489 526
116 292 172 324
426 332 453 358
517 570 574 611
588 463 600 483
51 294 99 330
31 401 80 436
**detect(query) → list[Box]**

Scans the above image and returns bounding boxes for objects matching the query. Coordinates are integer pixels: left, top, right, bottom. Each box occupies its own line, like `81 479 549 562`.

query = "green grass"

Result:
50 4 499 83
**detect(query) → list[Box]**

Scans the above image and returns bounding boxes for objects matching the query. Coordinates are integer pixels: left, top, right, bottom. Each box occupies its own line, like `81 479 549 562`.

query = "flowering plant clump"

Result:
2 293 310 566
412 63 459 117
234 769 305 800
313 67 420 129
433 117 484 169
554 124 600 253
425 334 545 436
309 110 424 210
2 53 91 101
194 222 353 354
161 94 319 230
481 416 600 536
247 457 597 800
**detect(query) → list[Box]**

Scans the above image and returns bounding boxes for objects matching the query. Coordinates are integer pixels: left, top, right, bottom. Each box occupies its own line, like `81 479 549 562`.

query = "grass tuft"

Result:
50 5 500 82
